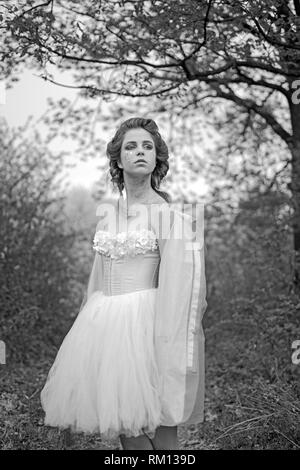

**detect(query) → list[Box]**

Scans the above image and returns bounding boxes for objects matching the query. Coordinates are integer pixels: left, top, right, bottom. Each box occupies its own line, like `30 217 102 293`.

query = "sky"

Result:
0 68 104 190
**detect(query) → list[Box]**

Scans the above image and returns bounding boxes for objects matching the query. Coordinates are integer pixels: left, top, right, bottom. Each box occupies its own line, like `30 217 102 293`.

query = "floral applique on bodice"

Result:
93 229 159 260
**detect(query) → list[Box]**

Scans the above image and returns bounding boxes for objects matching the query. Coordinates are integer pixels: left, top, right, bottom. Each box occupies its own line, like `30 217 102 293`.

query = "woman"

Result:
40 117 207 450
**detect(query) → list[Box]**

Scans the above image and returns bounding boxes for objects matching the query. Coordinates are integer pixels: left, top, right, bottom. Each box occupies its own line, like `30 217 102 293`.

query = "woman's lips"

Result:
135 159 147 164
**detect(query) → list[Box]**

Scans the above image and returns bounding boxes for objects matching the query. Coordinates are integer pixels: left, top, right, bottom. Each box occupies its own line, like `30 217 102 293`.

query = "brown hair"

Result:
106 117 171 203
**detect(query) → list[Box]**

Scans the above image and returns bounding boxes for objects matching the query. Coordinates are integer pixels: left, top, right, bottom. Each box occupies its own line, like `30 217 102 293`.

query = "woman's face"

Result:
119 128 156 175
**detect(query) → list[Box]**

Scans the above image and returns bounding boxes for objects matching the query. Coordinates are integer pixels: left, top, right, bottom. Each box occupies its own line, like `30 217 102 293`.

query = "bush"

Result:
0 119 88 365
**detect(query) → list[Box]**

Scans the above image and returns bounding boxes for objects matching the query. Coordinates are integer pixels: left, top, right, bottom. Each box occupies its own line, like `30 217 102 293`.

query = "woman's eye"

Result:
125 145 153 150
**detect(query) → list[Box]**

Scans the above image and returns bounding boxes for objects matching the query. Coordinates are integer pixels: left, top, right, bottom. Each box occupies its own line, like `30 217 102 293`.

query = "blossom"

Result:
93 229 158 259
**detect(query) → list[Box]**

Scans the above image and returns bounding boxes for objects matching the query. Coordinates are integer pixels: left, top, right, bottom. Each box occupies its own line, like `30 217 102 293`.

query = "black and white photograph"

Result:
0 0 299 453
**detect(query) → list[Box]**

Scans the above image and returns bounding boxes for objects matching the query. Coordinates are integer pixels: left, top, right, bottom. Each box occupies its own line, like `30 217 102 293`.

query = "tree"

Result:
0 117 84 364
1 0 299 288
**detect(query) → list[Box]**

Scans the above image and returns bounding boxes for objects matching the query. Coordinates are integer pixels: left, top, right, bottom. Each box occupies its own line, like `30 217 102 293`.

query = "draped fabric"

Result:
152 206 207 425
79 222 104 313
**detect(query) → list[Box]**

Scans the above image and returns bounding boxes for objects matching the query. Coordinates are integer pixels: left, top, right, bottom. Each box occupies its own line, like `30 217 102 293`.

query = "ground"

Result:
0 361 220 450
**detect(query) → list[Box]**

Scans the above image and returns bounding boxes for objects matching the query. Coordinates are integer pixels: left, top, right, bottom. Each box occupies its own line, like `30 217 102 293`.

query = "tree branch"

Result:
294 0 300 16
262 159 291 194
34 37 181 69
234 66 290 100
35 73 182 98
184 0 214 60
210 84 292 144
241 5 300 50
16 0 53 19
233 60 298 78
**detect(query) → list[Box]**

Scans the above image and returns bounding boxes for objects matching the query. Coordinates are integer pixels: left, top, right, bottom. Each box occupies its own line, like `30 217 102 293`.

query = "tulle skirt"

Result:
40 288 162 440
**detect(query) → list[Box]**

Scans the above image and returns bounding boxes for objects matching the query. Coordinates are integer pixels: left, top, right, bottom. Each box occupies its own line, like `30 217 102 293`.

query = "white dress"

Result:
40 197 207 441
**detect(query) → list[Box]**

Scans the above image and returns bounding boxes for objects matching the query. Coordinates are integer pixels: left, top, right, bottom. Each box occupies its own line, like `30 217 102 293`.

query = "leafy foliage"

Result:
0 118 90 365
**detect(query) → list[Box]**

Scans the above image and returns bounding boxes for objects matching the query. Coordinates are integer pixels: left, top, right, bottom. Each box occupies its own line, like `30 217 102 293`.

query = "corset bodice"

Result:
93 229 161 296
102 250 160 296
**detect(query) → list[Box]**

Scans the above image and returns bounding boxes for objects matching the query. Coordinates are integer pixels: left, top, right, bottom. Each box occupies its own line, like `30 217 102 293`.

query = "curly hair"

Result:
106 117 171 203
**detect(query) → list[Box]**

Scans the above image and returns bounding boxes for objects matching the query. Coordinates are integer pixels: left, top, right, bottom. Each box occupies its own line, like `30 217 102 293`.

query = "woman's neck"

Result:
123 188 158 206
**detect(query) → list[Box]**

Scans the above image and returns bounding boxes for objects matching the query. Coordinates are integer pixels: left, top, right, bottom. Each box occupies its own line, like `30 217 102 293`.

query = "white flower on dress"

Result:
93 229 158 259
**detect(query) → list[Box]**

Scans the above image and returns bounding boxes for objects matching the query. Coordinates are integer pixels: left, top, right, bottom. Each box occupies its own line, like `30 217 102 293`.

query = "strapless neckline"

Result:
95 228 157 237
93 228 159 259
